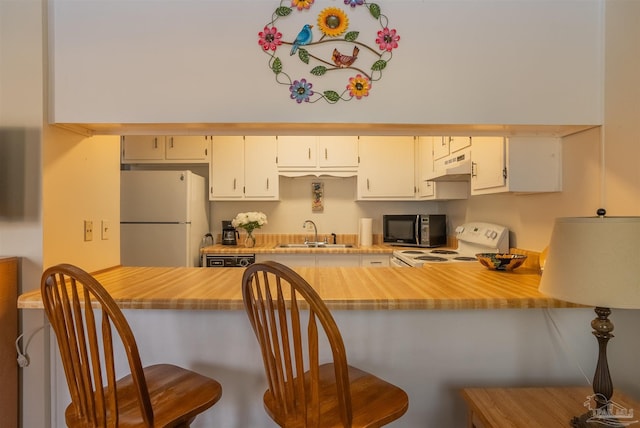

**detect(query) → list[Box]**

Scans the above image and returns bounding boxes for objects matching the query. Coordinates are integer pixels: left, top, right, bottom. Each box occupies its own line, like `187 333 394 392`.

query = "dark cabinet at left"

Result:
0 257 18 428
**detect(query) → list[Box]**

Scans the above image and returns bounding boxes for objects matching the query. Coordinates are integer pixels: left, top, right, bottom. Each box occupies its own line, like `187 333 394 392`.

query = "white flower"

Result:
231 211 267 233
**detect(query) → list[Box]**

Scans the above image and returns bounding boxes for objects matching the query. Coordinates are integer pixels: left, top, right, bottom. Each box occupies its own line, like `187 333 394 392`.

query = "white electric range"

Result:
390 222 509 267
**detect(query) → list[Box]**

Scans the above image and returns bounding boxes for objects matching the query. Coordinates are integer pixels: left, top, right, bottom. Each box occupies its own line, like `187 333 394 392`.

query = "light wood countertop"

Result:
18 263 580 311
201 243 396 254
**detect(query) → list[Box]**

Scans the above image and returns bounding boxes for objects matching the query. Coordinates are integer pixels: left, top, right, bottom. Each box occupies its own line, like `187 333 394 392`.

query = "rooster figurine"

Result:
332 46 360 68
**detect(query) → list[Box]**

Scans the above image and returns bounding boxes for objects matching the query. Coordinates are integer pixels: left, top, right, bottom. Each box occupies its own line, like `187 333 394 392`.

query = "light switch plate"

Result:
84 220 93 241
101 220 110 240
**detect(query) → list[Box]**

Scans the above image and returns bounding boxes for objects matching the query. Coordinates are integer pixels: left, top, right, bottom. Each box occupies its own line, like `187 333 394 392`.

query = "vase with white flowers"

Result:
231 211 267 248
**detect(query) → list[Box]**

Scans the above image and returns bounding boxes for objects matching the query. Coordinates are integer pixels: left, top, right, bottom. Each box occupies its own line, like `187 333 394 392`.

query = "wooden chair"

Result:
242 261 409 428
41 263 222 427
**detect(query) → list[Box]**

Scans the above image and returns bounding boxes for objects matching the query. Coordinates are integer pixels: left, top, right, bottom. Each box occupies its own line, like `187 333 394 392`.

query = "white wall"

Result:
2 1 122 427
602 0 640 215
49 308 606 427
49 0 602 126
42 129 120 271
1 1 49 427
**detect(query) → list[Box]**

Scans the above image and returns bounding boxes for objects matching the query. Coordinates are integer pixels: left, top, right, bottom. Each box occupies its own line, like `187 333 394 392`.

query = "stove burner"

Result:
453 256 478 262
402 250 427 255
415 256 448 262
431 249 458 255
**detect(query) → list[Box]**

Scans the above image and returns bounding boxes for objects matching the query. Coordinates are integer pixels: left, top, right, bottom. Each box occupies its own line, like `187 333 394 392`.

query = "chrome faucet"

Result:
303 220 319 246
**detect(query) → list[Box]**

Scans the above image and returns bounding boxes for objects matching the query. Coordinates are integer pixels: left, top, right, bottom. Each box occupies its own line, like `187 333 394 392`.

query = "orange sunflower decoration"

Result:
347 74 371 99
317 7 349 37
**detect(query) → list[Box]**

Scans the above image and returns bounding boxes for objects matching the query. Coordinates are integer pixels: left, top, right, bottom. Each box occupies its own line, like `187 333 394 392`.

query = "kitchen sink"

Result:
276 243 354 249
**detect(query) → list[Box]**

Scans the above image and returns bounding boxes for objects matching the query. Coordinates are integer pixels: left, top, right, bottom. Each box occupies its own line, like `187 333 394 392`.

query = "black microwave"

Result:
382 214 446 247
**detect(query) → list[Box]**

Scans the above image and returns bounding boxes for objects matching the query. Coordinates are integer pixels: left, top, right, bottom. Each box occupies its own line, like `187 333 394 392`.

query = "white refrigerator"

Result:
120 170 209 267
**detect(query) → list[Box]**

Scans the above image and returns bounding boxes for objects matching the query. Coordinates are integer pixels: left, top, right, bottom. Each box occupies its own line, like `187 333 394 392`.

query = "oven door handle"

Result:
390 256 411 267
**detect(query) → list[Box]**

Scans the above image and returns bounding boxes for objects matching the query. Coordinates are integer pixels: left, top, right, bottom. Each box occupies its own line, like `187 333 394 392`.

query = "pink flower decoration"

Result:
258 26 283 51
375 27 400 52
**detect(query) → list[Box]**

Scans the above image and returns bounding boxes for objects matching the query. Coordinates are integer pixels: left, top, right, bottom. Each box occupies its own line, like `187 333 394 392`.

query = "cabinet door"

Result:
416 136 436 198
277 136 317 168
244 136 279 199
432 136 449 160
361 255 390 267
471 137 506 192
358 136 415 199
316 254 361 267
165 136 210 161
256 254 316 267
317 136 359 168
210 136 244 199
449 136 472 152
121 136 165 161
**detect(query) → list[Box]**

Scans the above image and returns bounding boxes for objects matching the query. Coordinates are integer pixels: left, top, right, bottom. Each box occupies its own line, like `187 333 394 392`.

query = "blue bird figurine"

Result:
290 24 313 56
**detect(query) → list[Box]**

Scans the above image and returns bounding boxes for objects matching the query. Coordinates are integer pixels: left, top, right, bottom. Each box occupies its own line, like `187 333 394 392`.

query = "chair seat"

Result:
263 363 409 428
65 364 222 428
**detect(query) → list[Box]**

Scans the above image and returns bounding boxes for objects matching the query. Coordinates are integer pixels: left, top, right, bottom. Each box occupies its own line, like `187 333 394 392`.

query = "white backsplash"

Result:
210 176 442 236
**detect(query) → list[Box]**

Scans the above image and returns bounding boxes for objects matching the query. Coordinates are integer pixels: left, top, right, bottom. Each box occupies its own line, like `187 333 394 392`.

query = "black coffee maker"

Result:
222 220 239 245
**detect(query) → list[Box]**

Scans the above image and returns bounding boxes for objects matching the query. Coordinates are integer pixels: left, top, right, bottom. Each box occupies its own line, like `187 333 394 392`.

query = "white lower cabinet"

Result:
255 254 316 267
316 254 361 267
255 254 390 267
471 136 562 195
360 254 391 267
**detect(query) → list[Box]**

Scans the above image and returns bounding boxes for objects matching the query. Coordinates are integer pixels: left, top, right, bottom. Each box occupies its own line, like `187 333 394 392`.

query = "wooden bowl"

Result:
476 253 528 271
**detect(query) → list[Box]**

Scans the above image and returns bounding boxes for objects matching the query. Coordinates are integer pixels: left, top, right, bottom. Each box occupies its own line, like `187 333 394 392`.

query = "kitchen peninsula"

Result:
19 263 598 428
18 263 577 311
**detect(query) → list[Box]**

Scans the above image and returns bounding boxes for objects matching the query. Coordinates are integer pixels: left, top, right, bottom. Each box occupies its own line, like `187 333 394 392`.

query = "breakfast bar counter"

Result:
17 264 580 311
23 263 612 428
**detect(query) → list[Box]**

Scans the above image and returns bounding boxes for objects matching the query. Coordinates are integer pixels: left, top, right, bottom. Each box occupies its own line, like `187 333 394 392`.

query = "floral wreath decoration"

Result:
258 0 400 104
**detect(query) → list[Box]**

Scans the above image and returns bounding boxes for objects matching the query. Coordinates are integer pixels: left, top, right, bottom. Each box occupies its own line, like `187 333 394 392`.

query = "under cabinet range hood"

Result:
426 148 472 182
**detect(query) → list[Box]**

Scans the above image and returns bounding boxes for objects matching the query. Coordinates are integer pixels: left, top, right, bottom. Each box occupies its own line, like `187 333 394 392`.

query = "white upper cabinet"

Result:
471 136 562 195
210 136 279 201
431 136 472 161
357 136 415 200
449 136 472 153
317 136 359 168
416 136 468 200
165 136 211 160
121 136 210 164
276 136 317 168
210 136 244 199
277 136 358 175
244 136 279 199
432 136 449 160
121 136 164 161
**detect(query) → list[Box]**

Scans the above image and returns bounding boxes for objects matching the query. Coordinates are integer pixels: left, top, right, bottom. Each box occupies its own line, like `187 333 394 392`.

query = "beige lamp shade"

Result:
539 216 640 309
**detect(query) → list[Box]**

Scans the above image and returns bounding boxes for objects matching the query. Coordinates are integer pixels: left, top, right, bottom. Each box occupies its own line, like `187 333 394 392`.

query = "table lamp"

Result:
539 210 640 427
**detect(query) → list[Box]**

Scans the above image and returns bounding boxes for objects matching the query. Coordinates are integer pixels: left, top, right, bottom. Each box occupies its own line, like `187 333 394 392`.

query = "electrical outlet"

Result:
101 220 110 240
84 220 93 241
